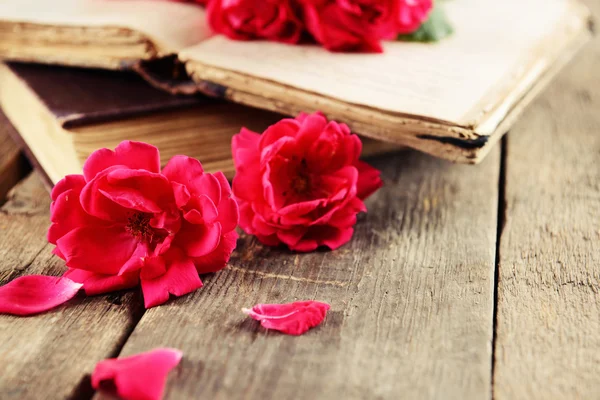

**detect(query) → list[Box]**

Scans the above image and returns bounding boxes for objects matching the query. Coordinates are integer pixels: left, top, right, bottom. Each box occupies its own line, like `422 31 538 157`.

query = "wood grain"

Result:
493 0 600 397
0 111 28 202
98 149 500 400
0 174 146 399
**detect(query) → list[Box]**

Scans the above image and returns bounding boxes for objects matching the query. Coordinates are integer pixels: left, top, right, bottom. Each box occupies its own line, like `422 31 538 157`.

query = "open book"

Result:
0 0 592 163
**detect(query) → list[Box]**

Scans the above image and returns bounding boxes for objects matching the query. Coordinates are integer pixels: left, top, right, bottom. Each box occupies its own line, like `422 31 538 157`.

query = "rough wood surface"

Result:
0 111 28 202
493 0 600 396
97 149 500 400
0 174 146 399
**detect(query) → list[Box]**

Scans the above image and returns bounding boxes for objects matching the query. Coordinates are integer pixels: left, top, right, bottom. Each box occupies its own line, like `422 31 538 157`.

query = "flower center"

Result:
291 157 312 196
126 213 158 244
291 175 309 194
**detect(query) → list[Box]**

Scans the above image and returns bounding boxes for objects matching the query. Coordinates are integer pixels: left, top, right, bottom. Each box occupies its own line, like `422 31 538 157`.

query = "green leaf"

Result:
397 4 454 43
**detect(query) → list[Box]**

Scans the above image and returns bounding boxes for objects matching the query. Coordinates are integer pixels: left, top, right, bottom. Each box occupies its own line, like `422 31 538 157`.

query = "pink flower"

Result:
207 0 304 44
48 141 239 308
92 348 182 400
299 0 398 53
394 0 432 34
0 275 82 316
232 112 382 252
243 300 330 335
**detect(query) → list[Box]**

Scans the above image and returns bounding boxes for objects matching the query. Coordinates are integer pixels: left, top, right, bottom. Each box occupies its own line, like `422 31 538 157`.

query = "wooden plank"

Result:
100 149 500 400
0 111 29 202
0 174 146 399
493 0 600 397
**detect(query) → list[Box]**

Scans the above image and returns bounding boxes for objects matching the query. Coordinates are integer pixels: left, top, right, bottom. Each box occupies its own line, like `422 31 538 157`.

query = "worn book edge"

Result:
0 0 593 164
180 1 592 164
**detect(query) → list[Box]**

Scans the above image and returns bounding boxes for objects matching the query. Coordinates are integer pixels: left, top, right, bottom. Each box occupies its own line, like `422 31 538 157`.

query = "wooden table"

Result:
1 9 599 400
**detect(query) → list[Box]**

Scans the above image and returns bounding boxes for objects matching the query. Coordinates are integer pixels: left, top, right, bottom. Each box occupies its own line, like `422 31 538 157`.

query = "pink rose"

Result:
48 141 239 308
232 112 382 252
300 0 397 53
394 0 432 34
207 0 304 44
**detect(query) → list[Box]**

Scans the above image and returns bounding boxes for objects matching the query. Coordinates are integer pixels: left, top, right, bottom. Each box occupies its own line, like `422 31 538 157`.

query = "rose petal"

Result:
213 171 232 198
0 275 82 316
291 225 355 252
184 194 218 225
355 160 383 200
57 225 138 275
232 127 260 159
276 227 307 247
80 166 132 222
232 166 263 202
51 174 86 201
118 242 149 276
258 118 299 150
48 188 107 247
83 141 160 182
141 249 203 308
171 181 191 208
140 256 167 281
99 169 173 213
242 300 330 335
193 230 238 274
237 202 255 234
175 222 222 258
216 197 239 233
296 112 328 149
196 173 222 205
64 269 139 296
162 155 215 200
92 348 182 400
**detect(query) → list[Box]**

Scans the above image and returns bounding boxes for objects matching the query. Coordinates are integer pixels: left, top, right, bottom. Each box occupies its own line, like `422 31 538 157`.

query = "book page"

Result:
0 0 210 52
181 0 570 124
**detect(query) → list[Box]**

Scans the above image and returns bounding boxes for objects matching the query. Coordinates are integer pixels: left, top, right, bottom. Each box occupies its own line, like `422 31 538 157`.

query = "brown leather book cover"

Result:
6 62 212 129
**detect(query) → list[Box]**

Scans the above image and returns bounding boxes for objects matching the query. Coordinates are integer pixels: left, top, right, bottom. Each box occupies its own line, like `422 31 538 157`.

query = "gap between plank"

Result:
75 294 147 400
491 135 508 399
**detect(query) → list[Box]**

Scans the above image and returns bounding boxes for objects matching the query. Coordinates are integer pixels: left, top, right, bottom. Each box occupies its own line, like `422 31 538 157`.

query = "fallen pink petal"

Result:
242 300 330 335
0 275 82 316
92 347 183 400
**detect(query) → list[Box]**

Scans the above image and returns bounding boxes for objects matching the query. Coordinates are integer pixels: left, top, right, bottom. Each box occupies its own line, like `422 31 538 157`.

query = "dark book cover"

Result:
7 62 213 129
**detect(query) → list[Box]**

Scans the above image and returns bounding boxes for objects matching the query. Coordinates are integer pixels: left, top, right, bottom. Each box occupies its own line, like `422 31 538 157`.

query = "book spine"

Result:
132 56 220 97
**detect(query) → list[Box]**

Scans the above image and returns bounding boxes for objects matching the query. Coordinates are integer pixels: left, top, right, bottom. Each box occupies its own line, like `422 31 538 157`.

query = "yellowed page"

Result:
180 0 570 124
0 0 209 53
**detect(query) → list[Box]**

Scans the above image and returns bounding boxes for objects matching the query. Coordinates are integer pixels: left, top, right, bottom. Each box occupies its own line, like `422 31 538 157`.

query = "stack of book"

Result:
0 0 592 187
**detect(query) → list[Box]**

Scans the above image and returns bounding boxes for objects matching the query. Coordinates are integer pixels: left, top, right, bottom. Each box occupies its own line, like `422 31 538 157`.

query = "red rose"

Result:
300 0 397 53
207 0 303 44
394 0 432 34
232 112 382 252
48 141 239 308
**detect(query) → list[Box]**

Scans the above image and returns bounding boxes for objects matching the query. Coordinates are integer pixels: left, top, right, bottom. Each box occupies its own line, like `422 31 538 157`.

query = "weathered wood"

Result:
0 111 29 202
0 174 146 399
99 149 500 400
493 0 600 397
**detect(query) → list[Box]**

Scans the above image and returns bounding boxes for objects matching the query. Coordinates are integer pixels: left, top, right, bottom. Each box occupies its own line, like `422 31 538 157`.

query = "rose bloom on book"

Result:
180 0 432 53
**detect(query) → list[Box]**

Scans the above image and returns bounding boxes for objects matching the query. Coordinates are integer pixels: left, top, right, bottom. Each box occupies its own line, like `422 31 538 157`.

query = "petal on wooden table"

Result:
0 275 82 316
